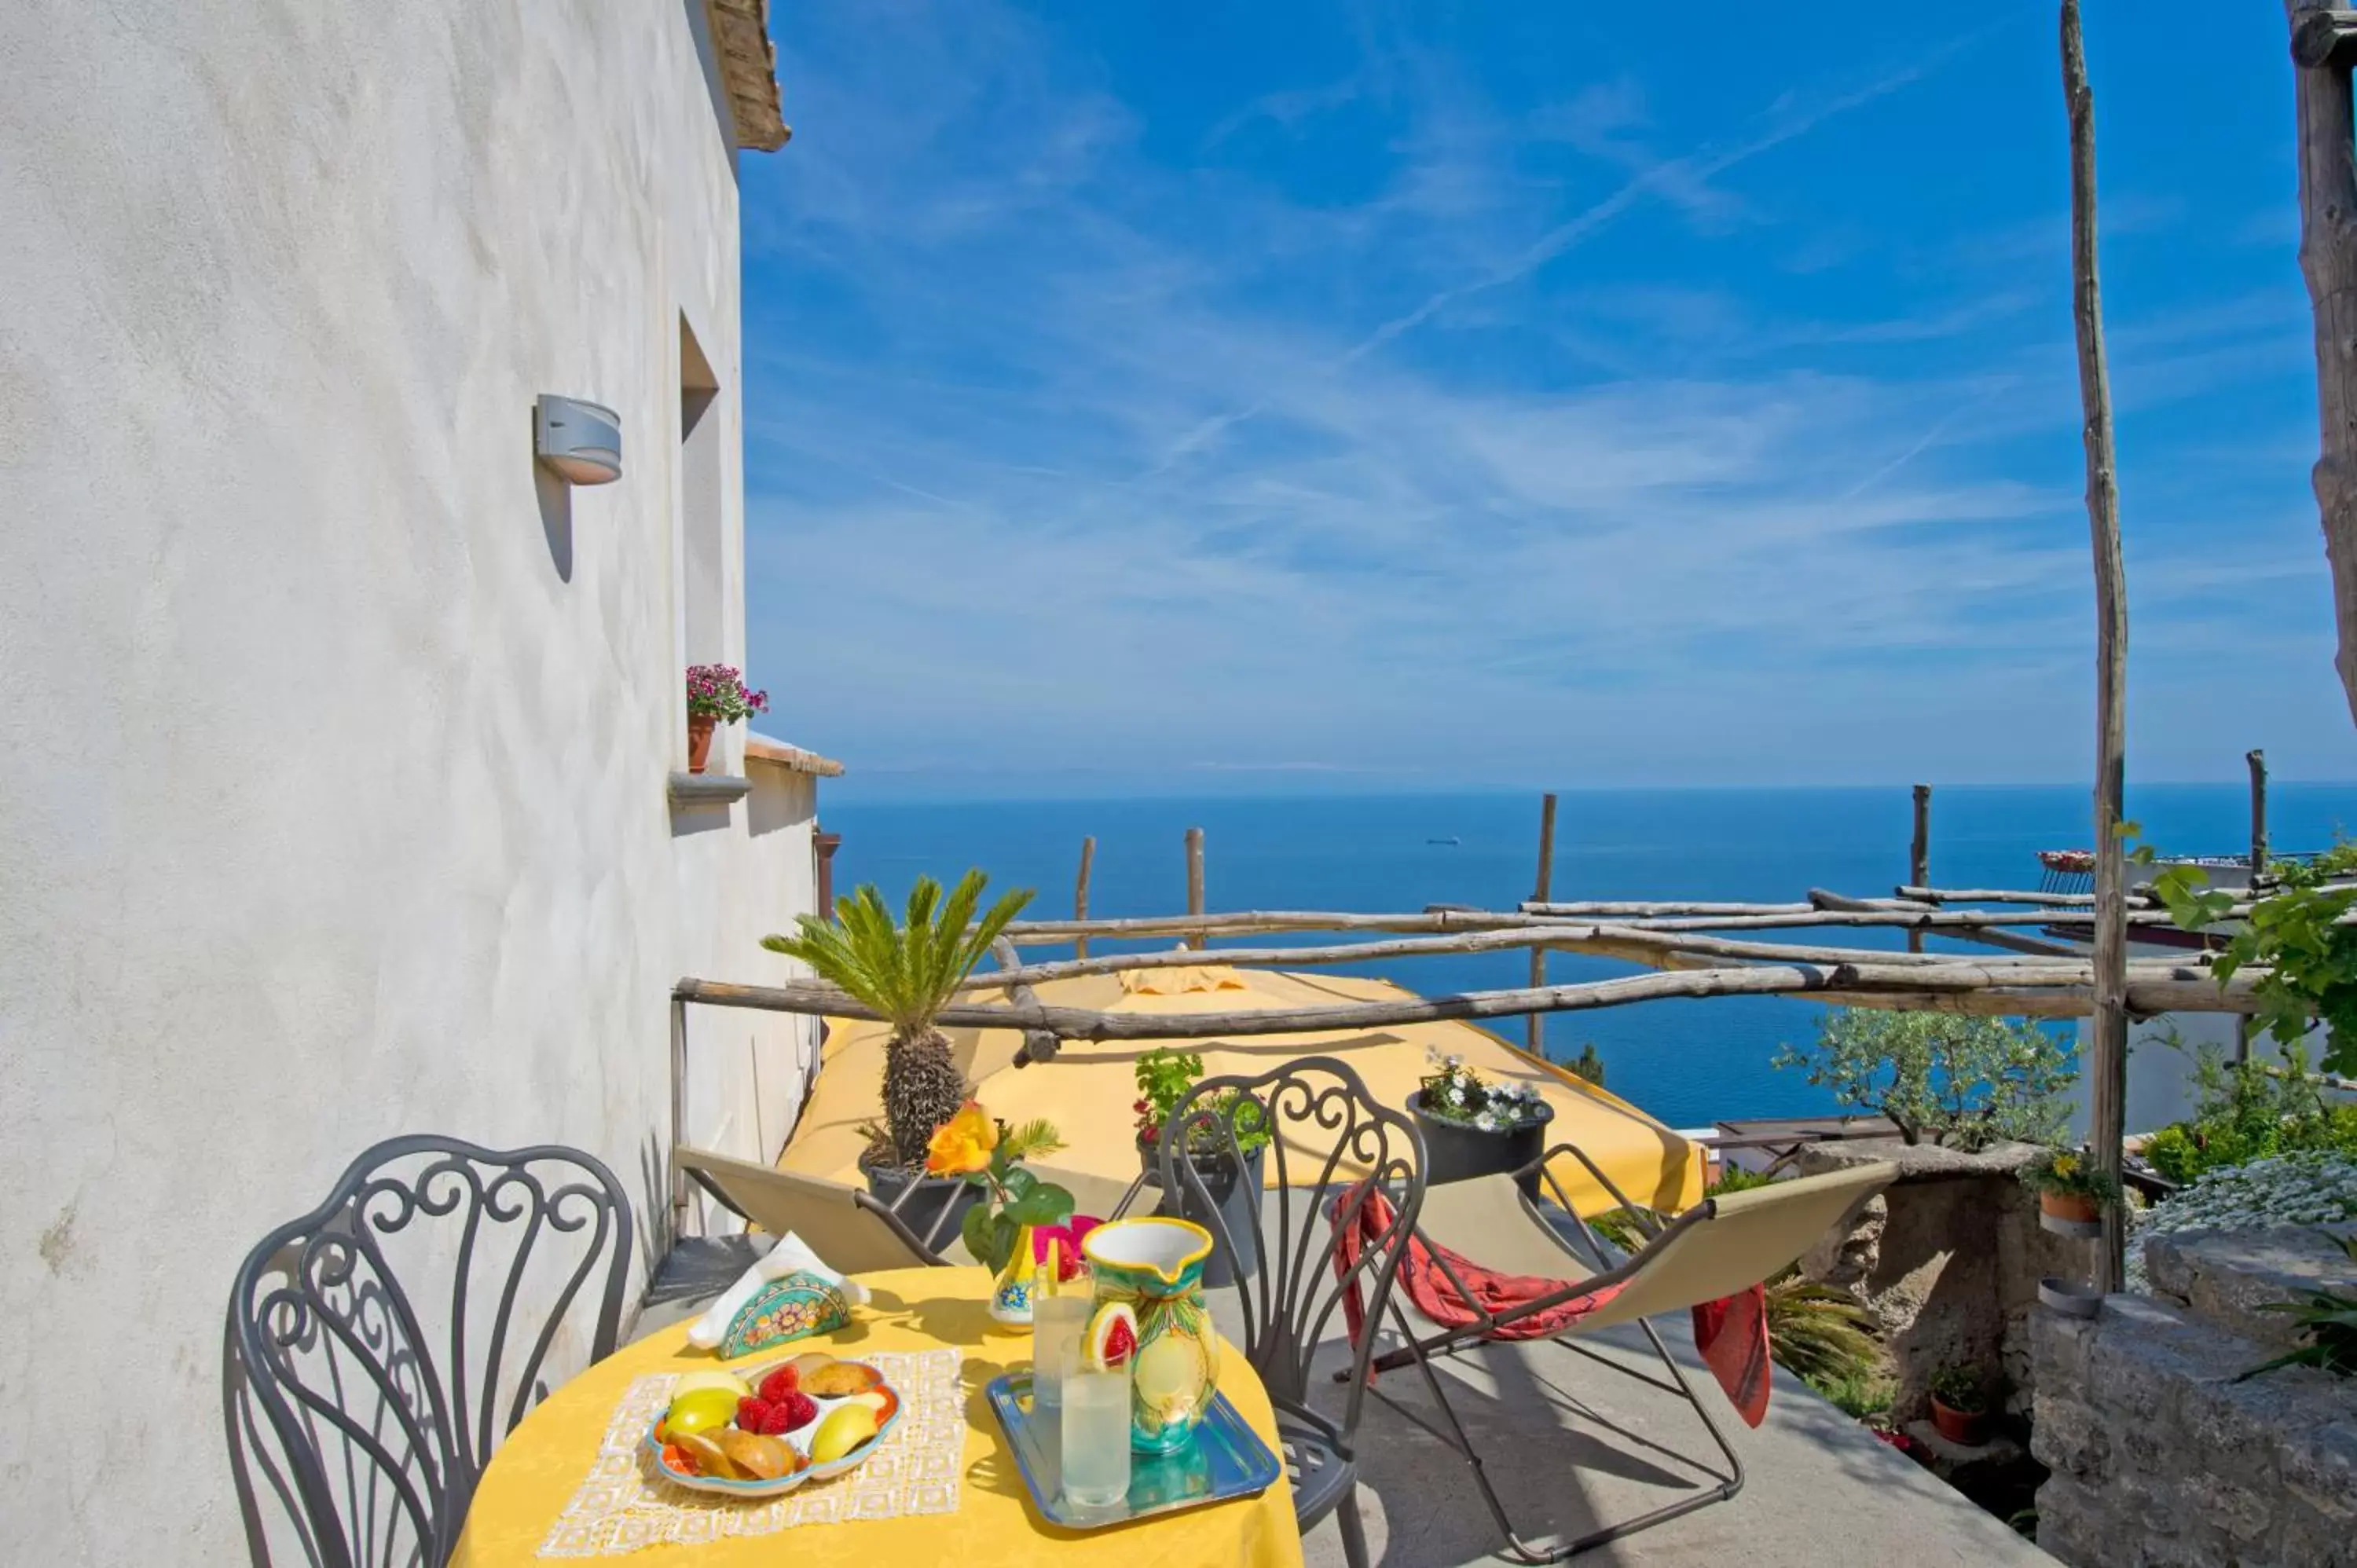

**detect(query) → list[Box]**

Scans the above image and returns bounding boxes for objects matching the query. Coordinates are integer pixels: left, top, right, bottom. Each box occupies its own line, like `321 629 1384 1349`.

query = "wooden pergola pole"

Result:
1184 826 1206 949
2242 750 2267 1060
2064 0 2131 1292
1529 793 1559 1052
1908 785 1932 954
2248 749 2270 876
1072 836 1096 961
2289 0 2357 727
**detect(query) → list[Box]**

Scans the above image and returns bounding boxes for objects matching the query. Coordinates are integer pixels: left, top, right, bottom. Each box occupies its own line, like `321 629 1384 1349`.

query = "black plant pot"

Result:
1409 1091 1554 1195
1138 1137 1265 1288
861 1160 984 1257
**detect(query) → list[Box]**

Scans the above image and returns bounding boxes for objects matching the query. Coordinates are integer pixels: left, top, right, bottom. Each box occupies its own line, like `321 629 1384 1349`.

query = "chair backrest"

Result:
222 1135 632 1568
675 1145 946 1272
1578 1160 1895 1333
1163 1056 1424 1434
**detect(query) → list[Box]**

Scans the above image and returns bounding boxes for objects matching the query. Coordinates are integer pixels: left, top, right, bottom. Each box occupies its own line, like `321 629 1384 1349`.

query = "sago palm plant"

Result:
1763 1266 1884 1389
764 869 1034 1169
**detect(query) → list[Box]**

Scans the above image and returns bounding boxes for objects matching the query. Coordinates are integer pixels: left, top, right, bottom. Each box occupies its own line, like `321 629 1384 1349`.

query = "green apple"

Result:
808 1402 878 1464
660 1387 741 1442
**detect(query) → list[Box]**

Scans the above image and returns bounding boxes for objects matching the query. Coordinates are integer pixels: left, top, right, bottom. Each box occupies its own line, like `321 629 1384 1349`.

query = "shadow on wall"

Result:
536 457 573 583
670 798 735 839
749 769 814 839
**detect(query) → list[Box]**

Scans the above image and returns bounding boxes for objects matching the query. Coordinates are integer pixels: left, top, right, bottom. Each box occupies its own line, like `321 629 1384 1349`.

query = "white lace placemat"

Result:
537 1348 966 1557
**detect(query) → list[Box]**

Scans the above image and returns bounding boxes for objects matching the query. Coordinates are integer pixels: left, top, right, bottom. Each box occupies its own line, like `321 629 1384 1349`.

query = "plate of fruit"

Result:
646 1351 901 1497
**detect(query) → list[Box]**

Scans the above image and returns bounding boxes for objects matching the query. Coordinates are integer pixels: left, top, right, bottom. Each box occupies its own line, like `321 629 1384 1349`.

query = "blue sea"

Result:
818 785 2357 1129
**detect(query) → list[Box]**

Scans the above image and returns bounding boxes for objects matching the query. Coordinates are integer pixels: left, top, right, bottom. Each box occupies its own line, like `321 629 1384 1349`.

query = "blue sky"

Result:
739 2 2357 799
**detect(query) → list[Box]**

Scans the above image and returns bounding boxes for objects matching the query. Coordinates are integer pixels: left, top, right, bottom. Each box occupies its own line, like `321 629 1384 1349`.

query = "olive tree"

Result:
1771 1009 2077 1150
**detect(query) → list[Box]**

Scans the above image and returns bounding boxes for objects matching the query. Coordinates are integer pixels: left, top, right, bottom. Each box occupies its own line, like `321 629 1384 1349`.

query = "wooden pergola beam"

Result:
955 918 2209 992
680 958 2262 1042
1003 903 2244 944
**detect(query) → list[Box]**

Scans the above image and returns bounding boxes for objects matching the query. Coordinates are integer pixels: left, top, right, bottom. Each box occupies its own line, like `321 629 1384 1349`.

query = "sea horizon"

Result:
812 782 2357 1129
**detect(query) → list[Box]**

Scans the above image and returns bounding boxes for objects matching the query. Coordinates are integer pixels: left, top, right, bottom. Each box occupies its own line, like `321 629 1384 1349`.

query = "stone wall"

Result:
1798 1137 2085 1421
2032 1225 2357 1568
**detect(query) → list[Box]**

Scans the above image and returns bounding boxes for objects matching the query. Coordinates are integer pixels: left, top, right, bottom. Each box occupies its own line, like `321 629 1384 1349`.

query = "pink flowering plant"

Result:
685 664 768 724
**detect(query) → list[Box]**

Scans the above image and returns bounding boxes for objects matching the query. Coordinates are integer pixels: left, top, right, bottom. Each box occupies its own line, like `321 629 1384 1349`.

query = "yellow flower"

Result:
926 1100 998 1177
2051 1153 2080 1179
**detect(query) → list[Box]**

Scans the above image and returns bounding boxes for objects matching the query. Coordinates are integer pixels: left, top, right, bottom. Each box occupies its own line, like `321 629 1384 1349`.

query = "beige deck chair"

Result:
674 1145 952 1273
1358 1148 1894 1563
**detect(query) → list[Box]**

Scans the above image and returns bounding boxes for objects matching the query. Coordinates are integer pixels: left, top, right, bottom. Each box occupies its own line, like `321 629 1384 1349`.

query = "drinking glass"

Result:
1057 1336 1132 1511
1031 1290 1093 1414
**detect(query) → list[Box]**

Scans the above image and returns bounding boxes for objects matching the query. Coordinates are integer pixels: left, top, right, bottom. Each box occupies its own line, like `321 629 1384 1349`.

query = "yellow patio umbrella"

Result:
778 963 1703 1219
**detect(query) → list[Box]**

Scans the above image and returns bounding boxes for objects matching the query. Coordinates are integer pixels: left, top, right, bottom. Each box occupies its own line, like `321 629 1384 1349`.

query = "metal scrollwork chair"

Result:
222 1134 633 1566
1160 1056 1424 1568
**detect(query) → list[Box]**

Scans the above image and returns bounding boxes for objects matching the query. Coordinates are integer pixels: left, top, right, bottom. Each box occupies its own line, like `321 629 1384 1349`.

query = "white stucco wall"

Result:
0 3 817 1559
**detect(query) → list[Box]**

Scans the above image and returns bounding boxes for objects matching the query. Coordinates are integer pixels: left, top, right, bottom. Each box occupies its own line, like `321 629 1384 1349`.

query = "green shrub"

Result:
1583 1207 1648 1255
1771 1010 2075 1151
2139 1040 2357 1185
2151 845 2357 1077
1809 1365 1896 1420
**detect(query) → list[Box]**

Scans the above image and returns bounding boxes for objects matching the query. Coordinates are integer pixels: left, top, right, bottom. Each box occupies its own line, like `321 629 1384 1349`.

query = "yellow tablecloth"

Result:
453 1266 1303 1568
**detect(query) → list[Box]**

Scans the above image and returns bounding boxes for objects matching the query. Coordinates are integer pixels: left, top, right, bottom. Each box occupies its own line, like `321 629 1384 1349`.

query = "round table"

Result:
453 1266 1303 1567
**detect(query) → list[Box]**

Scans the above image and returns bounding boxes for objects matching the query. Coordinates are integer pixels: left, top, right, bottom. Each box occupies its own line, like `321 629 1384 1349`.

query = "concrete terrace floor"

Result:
1203 1299 2056 1568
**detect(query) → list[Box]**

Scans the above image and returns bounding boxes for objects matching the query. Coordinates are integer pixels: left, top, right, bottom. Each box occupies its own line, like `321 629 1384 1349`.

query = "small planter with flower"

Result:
2021 1147 2121 1237
1133 1046 1270 1287
1409 1050 1556 1192
1927 1365 1993 1447
922 1099 1079 1328
684 664 768 774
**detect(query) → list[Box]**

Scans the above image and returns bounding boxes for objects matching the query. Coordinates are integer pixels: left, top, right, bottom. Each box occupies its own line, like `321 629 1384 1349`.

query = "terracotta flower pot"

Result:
2040 1190 2101 1225
1930 1397 1989 1446
687 714 717 774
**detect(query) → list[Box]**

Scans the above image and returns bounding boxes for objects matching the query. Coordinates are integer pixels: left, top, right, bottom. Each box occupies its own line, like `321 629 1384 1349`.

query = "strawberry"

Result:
736 1395 776 1432
757 1365 800 1404
774 1390 819 1431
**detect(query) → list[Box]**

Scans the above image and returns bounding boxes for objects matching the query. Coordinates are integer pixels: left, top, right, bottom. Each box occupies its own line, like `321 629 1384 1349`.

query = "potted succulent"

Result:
1408 1050 1555 1191
1133 1046 1270 1287
684 663 768 774
1928 1365 1992 1446
2020 1147 2121 1227
763 870 1034 1243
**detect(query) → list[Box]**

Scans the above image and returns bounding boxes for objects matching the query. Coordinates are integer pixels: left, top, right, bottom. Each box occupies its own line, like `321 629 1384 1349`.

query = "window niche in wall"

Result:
677 313 728 779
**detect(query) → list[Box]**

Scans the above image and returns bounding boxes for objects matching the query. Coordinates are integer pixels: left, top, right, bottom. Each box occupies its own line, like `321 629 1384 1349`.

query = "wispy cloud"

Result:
742 0 2354 793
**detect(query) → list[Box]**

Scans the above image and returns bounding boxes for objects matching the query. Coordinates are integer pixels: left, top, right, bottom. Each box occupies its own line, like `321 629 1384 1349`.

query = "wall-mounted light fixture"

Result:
536 394 622 485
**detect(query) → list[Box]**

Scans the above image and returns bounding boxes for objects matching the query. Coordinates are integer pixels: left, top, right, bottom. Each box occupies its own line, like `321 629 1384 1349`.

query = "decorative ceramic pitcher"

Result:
1082 1216 1221 1453
987 1223 1036 1328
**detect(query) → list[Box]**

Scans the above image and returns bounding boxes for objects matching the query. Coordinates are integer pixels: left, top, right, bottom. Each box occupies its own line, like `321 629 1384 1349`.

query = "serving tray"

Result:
984 1370 1281 1530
